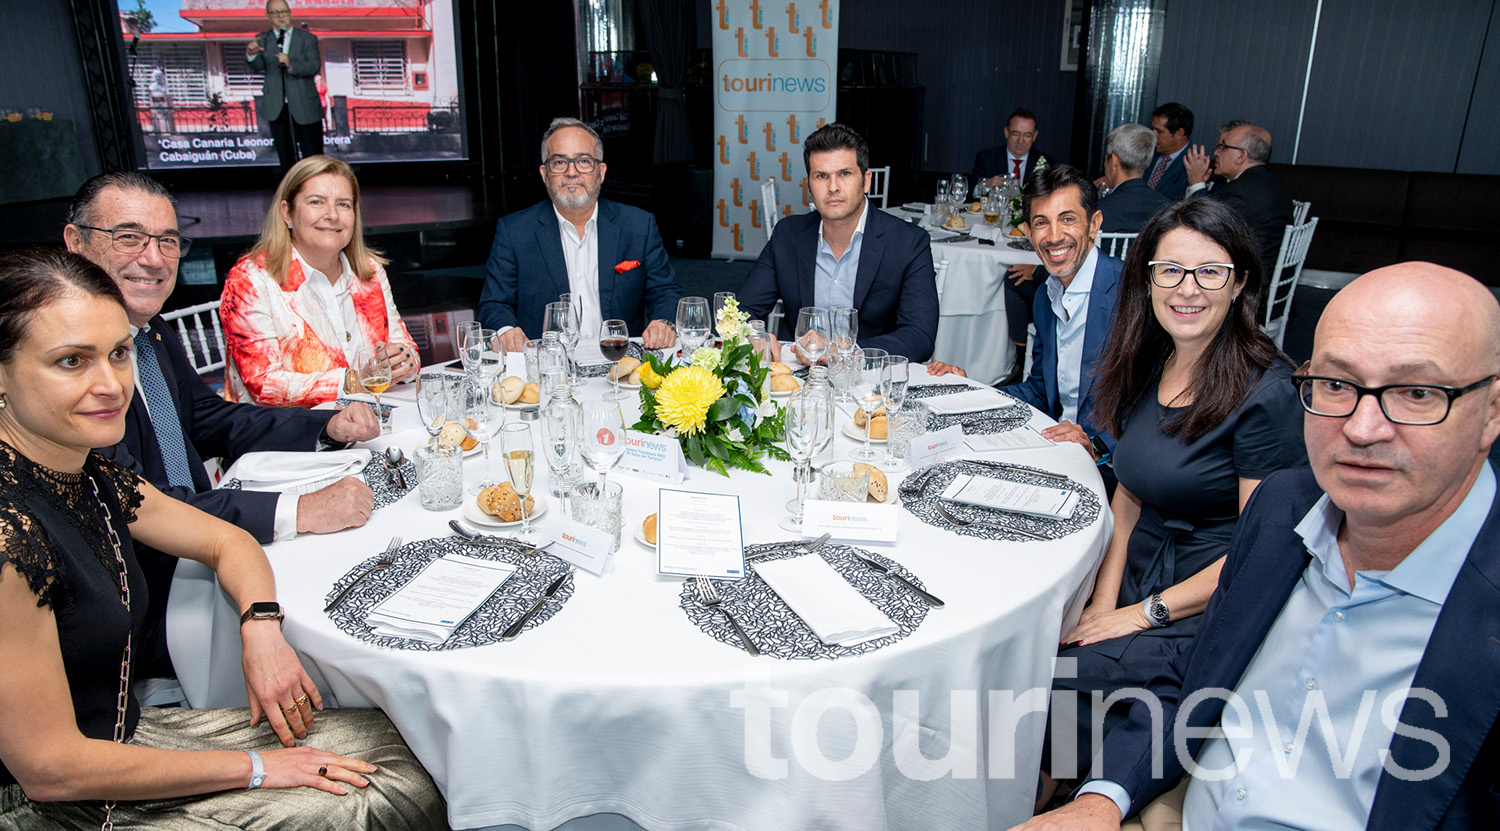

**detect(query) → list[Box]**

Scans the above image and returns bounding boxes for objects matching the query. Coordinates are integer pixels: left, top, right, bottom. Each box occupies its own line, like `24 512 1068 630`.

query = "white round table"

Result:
168 367 1109 831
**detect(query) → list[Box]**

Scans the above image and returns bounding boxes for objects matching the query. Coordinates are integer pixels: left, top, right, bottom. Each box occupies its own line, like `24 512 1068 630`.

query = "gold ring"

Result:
294 694 310 708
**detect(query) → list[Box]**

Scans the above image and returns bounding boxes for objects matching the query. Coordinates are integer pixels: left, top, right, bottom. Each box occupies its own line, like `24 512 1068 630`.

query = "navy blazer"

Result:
737 204 939 362
999 251 1123 446
1101 465 1500 830
1099 178 1172 235
970 146 1060 194
1145 150 1189 201
1196 165 1295 275
478 199 682 338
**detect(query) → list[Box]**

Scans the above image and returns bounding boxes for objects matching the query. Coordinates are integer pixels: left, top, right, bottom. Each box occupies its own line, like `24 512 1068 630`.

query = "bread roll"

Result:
520 381 540 404
853 463 888 502
477 482 535 523
770 374 801 393
969 200 982 212
769 362 793 376
627 367 642 385
609 356 642 382
867 414 888 440
643 513 658 545
437 418 478 451
853 405 887 427
497 376 524 405
945 215 967 230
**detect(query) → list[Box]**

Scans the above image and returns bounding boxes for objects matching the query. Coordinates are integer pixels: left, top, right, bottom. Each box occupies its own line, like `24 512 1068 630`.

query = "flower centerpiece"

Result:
631 298 788 476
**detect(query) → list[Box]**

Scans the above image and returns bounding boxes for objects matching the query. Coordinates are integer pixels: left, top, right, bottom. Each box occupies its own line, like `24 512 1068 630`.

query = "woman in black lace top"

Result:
0 250 444 829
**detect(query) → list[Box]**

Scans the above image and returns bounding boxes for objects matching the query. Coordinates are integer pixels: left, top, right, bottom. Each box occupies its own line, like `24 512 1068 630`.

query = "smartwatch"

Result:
1088 434 1113 467
239 601 285 627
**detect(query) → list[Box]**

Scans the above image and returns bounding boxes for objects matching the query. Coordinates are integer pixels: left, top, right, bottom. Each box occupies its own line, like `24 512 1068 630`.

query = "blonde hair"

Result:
249 155 387 284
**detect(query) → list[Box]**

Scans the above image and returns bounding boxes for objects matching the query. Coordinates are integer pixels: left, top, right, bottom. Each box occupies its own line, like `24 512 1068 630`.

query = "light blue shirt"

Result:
813 197 868 311
1080 464 1494 829
1043 246 1098 425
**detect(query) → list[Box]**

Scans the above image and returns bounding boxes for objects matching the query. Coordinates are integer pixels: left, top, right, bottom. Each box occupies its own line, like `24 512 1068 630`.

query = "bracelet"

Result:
246 749 266 789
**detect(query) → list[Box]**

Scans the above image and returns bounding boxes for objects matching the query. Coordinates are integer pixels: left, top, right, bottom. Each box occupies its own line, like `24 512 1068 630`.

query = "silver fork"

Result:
695 577 760 656
933 502 1049 541
325 536 402 612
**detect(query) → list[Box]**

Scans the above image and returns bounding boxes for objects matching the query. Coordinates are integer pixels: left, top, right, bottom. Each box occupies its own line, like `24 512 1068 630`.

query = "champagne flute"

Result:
356 347 393 435
461 374 505 493
457 320 483 375
579 399 627 496
540 385 578 512
779 386 833 531
543 301 573 382
712 291 736 340
600 319 631 401
850 347 887 461
500 422 539 542
794 306 832 365
830 306 858 401
676 297 711 356
415 369 457 445
880 355 910 470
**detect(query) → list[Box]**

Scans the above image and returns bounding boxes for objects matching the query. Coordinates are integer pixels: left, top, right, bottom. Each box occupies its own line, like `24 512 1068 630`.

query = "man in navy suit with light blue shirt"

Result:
1145 102 1193 200
481 118 682 352
1012 262 1500 831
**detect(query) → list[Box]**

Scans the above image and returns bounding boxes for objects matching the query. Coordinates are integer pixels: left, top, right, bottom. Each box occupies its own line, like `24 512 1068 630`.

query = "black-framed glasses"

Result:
1216 141 1245 153
1147 261 1235 291
75 226 192 258
545 155 598 174
1291 367 1497 426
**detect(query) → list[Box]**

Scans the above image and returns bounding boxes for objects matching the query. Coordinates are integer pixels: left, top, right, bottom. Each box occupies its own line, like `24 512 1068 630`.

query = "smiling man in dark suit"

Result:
737 122 939 362
1144 102 1193 200
1012 262 1500 831
480 117 682 352
970 108 1058 197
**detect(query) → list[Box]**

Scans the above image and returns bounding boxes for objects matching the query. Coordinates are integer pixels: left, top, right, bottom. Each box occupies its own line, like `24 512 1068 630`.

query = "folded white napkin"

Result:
969 223 1003 242
219 449 372 493
754 554 898 646
919 388 1016 415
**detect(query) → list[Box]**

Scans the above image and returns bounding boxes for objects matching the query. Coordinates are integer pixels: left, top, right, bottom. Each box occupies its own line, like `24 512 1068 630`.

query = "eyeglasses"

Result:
76 226 192 258
1006 130 1036 140
545 155 599 174
1291 367 1497 425
1147 261 1235 291
1216 141 1246 153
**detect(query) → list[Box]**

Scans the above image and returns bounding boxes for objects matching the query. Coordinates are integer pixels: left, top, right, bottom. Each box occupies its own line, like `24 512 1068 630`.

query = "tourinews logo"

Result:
716 59 832 113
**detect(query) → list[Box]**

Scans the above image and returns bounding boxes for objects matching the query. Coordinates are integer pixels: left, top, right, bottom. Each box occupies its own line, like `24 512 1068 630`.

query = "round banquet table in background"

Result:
168 366 1110 831
884 207 1042 386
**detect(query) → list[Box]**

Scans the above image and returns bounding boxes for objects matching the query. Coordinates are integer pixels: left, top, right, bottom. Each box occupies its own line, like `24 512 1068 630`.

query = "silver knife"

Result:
852 552 946 607
501 571 571 640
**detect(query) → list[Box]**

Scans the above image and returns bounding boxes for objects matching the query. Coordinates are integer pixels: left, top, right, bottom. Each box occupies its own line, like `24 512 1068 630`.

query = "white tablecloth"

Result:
886 207 1040 385
169 368 1109 831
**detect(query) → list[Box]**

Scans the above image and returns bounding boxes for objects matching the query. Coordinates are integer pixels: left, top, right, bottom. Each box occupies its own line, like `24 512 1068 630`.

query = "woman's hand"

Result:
1062 602 1150 646
378 341 419 384
241 622 323 747
261 746 378 795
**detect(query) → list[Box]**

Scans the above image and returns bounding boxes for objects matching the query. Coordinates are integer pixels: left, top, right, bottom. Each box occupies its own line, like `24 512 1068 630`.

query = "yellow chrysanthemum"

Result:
638 361 664 389
654 365 724 435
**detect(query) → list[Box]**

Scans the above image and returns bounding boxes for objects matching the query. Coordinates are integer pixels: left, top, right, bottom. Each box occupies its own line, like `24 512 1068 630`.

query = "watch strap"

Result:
239 603 284 626
1143 593 1170 628
246 750 266 789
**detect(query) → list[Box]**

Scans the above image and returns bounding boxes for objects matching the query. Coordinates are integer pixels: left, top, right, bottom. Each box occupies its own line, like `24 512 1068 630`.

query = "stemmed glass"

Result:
849 347 888 461
500 422 539 542
600 319 631 401
676 297 711 357
951 173 969 205
356 347 392 434
543 300 579 380
779 385 833 531
415 369 457 445
457 321 483 375
540 387 578 512
712 292 736 340
461 374 505 493
794 306 832 366
829 307 858 402
880 356 910 470
579 399 627 496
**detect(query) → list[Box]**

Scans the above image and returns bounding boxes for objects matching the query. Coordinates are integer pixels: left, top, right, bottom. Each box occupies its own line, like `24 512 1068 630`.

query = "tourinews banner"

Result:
711 0 839 259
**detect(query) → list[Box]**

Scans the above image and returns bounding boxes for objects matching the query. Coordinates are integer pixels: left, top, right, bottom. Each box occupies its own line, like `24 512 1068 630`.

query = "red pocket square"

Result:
614 260 641 274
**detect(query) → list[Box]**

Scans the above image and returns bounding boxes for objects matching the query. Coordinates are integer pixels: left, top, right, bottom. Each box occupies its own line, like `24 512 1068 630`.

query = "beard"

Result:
551 176 600 211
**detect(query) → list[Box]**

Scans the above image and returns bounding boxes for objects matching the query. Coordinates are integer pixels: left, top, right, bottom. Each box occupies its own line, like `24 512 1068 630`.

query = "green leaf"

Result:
703 433 729 460
709 396 740 422
684 434 706 467
706 456 729 476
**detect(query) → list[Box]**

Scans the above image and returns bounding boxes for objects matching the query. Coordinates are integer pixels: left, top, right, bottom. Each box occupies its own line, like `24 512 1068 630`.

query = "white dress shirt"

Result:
555 204 604 340
1044 246 1099 425
296 248 363 368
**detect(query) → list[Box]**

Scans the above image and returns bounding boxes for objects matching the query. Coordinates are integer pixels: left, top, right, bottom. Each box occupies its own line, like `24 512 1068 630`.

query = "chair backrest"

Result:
867 166 891 209
934 259 951 294
1262 217 1319 349
761 178 779 238
1292 199 1311 225
160 300 227 376
1096 232 1137 260
767 298 785 337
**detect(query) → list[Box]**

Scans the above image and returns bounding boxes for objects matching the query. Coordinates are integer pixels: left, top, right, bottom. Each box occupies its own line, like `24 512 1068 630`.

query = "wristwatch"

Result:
1143 593 1170 628
1088 434 1113 468
239 601 285 627
245 750 266 789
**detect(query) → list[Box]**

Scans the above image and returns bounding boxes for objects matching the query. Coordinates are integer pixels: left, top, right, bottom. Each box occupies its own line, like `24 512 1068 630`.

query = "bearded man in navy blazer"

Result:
482 117 682 353
1014 262 1500 831
738 122 938 362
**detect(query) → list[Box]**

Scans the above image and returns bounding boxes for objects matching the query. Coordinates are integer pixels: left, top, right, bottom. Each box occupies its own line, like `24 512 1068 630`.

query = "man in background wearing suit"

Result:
1185 120 1295 275
1012 262 1500 831
1098 123 1171 235
1145 102 1193 200
481 117 681 352
970 108 1058 197
246 0 323 172
738 122 939 362
65 172 376 685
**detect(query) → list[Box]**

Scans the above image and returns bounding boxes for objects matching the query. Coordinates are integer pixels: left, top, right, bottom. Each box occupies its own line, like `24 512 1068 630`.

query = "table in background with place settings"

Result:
168 365 1111 831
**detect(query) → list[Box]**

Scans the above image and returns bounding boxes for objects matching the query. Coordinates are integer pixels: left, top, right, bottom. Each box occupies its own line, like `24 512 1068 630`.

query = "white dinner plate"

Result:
841 420 888 444
462 494 549 527
633 522 657 549
768 380 803 398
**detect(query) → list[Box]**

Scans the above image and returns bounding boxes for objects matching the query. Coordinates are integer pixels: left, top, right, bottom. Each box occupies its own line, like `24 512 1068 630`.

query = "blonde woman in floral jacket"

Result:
221 156 419 407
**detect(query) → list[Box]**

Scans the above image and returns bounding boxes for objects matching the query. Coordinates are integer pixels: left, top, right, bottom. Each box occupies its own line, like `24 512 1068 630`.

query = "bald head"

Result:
1321 262 1500 374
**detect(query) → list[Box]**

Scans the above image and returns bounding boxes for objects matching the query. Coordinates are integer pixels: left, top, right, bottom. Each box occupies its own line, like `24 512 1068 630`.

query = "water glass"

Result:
818 460 871 502
850 347 887 462
794 306 832 365
571 480 623 553
676 297 711 355
522 338 542 383
884 400 930 471
414 442 463 511
415 369 459 444
712 291 736 340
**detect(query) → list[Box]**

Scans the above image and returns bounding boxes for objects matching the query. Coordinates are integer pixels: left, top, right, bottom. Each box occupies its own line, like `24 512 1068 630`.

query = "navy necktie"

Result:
134 328 196 489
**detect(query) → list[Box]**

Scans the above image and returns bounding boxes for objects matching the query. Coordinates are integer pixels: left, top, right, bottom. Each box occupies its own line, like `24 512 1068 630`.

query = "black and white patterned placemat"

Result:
575 342 646 379
677 543 932 660
905 384 1032 436
221 456 415 511
899 460 1102 543
325 536 575 651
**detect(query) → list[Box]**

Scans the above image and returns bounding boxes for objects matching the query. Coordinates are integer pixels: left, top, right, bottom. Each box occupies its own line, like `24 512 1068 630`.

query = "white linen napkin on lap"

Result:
919 388 1017 414
218 449 372 494
753 554 898 646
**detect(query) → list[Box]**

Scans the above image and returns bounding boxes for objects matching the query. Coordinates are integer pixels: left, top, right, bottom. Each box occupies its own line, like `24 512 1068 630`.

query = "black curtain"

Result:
636 0 693 165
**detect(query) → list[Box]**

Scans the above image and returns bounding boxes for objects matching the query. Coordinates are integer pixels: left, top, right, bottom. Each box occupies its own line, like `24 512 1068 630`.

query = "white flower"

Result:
725 426 745 443
663 427 678 438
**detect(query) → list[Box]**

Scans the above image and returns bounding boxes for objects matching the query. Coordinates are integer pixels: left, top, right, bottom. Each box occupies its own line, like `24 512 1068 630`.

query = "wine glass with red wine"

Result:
600 319 631 401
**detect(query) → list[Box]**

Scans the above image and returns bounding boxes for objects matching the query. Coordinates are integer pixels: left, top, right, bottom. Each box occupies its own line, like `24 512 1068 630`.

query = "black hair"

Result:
1021 164 1099 222
1151 102 1194 139
802 122 870 175
1007 108 1038 128
0 248 126 364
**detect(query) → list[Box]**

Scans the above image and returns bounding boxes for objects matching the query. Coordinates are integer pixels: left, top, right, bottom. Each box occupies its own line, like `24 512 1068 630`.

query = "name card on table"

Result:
907 424 966 470
619 430 688 484
800 499 899 543
546 517 616 576
656 489 746 579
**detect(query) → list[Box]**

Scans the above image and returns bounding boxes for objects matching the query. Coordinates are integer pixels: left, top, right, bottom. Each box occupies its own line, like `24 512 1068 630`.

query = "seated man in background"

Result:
738 122 939 362
64 171 378 686
1184 119 1294 274
970 108 1058 197
480 117 681 351
1012 262 1500 831
1098 123 1171 235
1145 102 1194 200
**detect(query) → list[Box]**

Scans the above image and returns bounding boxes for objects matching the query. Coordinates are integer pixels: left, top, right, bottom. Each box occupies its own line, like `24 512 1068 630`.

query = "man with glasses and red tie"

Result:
1183 120 1294 277
480 117 682 354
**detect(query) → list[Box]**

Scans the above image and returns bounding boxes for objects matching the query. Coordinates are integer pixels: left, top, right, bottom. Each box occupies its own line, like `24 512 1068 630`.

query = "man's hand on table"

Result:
326 403 380 444
925 360 968 378
642 320 675 349
1042 420 1097 459
764 333 784 363
241 619 323 747
1007 264 1038 286
1005 794 1123 831
498 327 529 353
296 477 373 535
